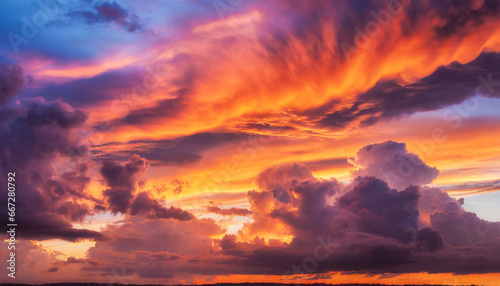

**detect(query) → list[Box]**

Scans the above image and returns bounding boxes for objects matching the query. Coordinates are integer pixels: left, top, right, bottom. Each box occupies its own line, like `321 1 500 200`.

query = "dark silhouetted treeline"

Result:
0 282 481 286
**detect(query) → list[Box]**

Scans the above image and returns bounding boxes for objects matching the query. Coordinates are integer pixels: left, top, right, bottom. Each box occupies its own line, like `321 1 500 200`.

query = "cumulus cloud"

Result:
238 189 291 240
270 179 342 244
256 162 315 192
0 95 102 241
100 154 148 213
82 215 225 278
229 162 500 275
99 155 196 221
334 177 420 243
67 141 500 279
418 186 463 225
431 207 500 247
349 140 439 190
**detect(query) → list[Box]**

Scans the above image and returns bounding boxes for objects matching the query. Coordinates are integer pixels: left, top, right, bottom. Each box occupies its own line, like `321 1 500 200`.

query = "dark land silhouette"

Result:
0 283 481 286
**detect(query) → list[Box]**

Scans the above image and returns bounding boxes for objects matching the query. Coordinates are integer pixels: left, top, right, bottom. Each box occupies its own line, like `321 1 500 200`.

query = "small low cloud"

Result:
206 206 252 216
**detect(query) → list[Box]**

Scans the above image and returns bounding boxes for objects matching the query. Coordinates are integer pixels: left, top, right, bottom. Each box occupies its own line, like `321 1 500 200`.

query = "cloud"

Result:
238 189 290 240
298 157 352 172
256 162 315 192
150 179 188 196
430 208 500 247
221 174 498 275
0 240 59 281
0 93 103 241
22 67 144 108
69 0 500 148
55 256 89 266
170 179 187 195
406 0 500 38
440 179 500 194
69 141 500 278
130 192 194 220
226 151 500 275
270 179 342 244
318 52 500 129
83 215 225 278
3 0 500 281
418 186 463 224
100 154 148 213
349 140 439 190
95 132 252 165
335 177 420 243
0 64 23 105
69 1 144 32
206 206 252 217
99 155 196 221
415 227 445 252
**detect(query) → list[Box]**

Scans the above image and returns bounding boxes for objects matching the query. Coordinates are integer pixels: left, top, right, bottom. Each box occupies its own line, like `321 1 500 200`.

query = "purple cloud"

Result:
350 140 439 190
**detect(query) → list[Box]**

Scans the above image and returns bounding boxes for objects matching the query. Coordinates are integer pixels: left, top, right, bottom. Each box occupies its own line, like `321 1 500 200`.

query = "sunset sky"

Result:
1 0 500 285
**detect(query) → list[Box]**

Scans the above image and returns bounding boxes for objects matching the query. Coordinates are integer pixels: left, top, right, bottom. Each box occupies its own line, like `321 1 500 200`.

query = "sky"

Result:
1 0 500 284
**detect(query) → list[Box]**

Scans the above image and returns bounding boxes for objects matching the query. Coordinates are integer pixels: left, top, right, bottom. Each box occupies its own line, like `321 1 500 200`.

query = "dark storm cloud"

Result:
100 154 148 213
415 227 445 252
100 154 147 190
0 92 102 241
271 179 341 243
222 176 500 275
336 177 420 243
318 52 500 129
262 174 420 245
95 132 252 165
17 213 104 242
99 155 195 220
0 99 88 169
21 98 87 129
79 141 500 277
227 149 500 275
101 188 134 214
68 1 144 32
130 192 194 220
0 64 23 105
